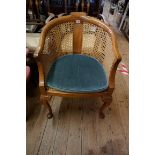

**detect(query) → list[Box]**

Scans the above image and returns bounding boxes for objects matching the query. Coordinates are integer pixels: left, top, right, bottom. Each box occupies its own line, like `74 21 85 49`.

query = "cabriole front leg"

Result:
99 96 112 119
40 95 53 119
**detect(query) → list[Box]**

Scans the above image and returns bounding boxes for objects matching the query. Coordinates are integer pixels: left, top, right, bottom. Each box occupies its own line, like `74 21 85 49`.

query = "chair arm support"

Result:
37 61 46 94
109 57 121 89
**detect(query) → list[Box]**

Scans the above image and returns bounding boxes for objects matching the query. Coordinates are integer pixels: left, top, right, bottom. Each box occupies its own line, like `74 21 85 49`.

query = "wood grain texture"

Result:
26 103 48 155
49 98 71 155
38 97 62 155
65 99 82 155
81 98 100 155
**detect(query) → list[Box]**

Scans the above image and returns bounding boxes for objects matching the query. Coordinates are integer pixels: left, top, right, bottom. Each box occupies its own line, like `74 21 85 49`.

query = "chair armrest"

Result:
109 57 121 90
37 61 46 94
108 37 122 90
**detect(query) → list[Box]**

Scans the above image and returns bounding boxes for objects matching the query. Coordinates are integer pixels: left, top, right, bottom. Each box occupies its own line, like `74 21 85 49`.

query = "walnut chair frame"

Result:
34 12 122 119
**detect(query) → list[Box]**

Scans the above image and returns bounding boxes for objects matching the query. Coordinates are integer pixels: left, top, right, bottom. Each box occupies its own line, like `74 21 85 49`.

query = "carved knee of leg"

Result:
40 95 44 102
102 96 112 106
39 95 53 119
99 96 112 118
40 95 49 103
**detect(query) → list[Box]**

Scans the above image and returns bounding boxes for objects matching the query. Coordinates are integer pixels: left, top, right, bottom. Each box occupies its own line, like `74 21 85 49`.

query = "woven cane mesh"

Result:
42 22 74 54
82 22 114 77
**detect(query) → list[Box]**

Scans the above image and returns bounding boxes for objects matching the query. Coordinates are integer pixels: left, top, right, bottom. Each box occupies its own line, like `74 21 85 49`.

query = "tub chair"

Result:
34 12 122 119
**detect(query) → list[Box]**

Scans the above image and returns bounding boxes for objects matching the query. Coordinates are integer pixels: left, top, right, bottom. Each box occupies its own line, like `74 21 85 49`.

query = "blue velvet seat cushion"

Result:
46 54 108 93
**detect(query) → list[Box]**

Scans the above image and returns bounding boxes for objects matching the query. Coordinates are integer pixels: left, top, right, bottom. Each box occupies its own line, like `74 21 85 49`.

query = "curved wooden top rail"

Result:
34 12 121 61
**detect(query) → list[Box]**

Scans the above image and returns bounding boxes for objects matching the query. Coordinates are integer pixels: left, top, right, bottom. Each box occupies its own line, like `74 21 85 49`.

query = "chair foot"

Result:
40 95 53 119
99 96 112 119
44 101 53 119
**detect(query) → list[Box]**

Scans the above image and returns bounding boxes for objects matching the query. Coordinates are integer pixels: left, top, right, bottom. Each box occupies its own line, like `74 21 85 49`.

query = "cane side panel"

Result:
81 22 114 78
